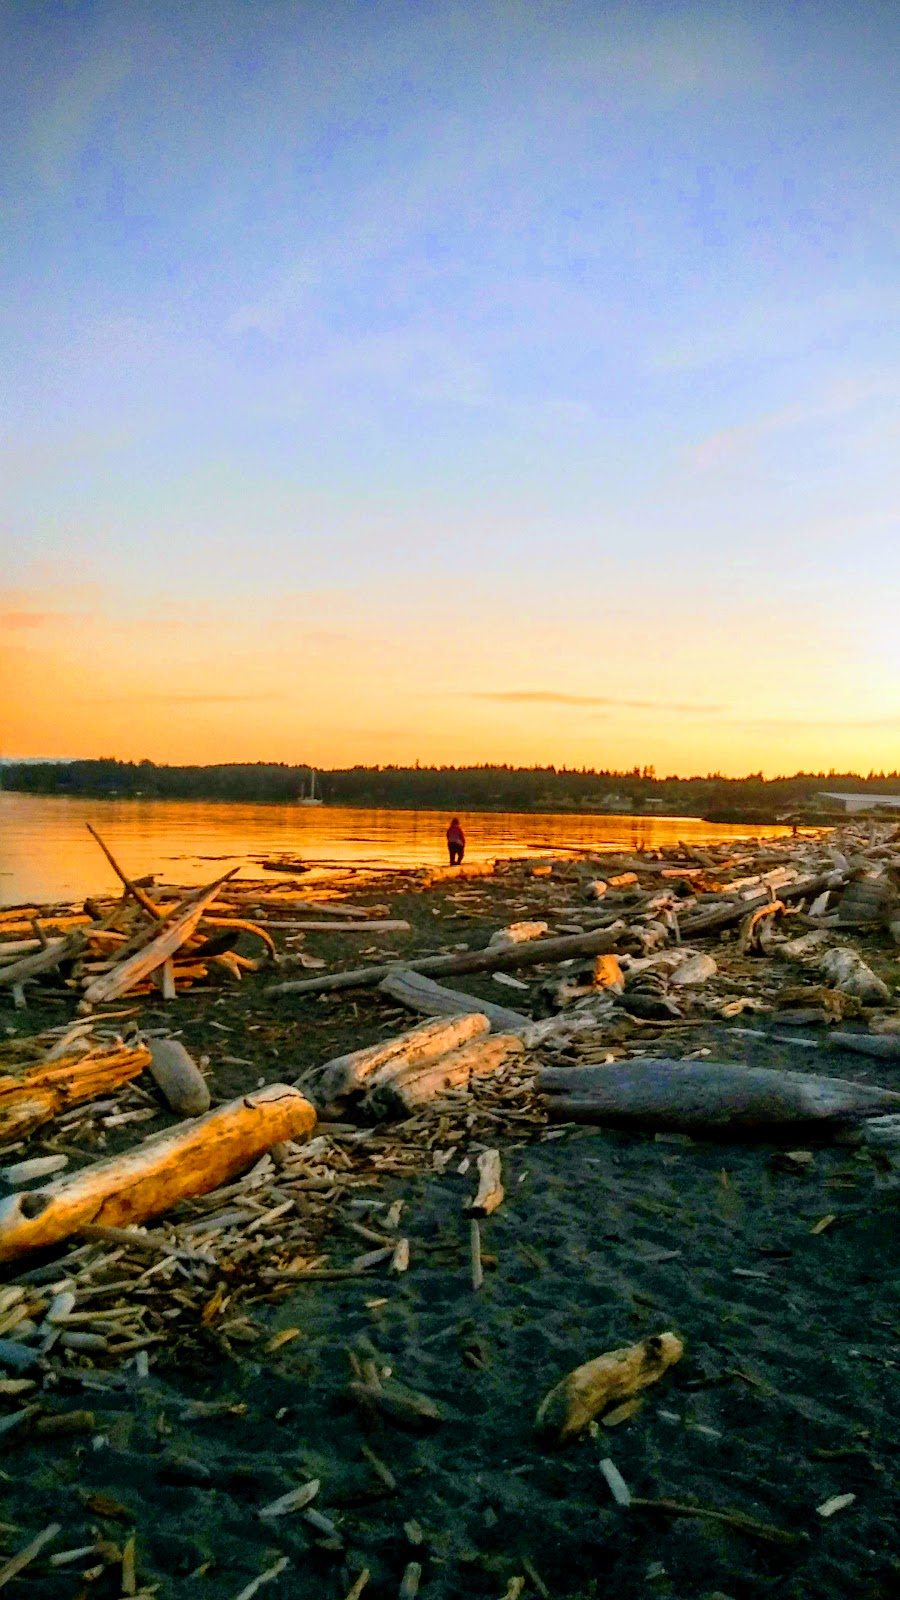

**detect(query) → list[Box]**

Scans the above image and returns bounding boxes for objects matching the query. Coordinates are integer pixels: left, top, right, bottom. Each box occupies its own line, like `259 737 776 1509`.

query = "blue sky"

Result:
2 0 899 772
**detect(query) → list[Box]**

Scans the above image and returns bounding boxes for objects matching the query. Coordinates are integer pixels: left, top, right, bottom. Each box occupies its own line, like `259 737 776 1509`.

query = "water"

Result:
0 792 790 907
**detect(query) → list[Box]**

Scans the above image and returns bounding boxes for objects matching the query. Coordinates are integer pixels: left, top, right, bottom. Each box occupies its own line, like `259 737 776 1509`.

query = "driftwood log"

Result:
0 1084 317 1263
467 1148 504 1215
147 1039 211 1116
539 1059 900 1133
81 870 238 1004
311 1013 490 1106
679 869 850 940
379 969 530 1035
0 1045 151 1144
0 934 87 990
363 1034 524 1119
268 927 621 999
536 1333 684 1445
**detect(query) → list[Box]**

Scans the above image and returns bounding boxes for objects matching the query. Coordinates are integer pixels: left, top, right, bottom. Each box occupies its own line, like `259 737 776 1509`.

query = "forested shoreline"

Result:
5 758 900 822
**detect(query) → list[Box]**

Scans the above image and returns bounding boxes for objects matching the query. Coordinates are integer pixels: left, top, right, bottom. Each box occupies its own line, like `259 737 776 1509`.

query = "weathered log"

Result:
0 1045 150 1144
271 920 410 933
539 1059 900 1133
536 1333 683 1445
147 1039 211 1116
268 927 621 999
820 948 890 1004
0 934 86 990
378 969 530 1035
0 1084 317 1263
364 1035 524 1119
311 1013 490 1105
679 869 850 940
422 862 495 887
81 870 238 1004
467 1149 504 1215
829 1032 900 1060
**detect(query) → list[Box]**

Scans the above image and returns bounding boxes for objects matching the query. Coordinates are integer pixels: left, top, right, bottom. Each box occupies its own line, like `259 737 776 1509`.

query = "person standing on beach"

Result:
446 817 465 865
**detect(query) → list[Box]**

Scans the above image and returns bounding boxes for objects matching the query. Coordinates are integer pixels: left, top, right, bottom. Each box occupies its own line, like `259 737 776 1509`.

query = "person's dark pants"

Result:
448 842 464 865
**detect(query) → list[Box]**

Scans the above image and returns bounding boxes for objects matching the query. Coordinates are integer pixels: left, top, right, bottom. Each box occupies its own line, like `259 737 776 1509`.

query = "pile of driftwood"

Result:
0 825 411 1011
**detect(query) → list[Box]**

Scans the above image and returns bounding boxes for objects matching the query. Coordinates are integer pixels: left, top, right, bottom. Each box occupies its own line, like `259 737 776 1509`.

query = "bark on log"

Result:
311 1013 490 1105
830 1032 900 1060
268 927 622 999
0 1045 150 1144
0 934 86 990
378 969 530 1035
363 1035 523 1119
81 870 238 1004
0 1084 317 1263
147 1039 211 1116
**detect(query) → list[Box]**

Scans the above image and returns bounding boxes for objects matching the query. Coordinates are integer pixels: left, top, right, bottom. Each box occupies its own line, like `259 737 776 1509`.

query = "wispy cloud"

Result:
688 375 892 469
85 693 284 707
466 691 725 713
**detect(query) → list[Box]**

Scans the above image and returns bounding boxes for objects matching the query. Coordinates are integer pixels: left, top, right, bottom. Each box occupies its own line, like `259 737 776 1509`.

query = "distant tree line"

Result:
5 758 900 821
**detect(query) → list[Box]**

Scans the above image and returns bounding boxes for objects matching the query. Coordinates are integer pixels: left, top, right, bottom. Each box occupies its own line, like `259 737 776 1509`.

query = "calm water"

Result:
0 793 790 907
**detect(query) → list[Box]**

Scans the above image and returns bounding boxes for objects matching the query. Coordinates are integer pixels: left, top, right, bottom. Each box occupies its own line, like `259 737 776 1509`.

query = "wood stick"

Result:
86 824 162 921
679 869 849 939
630 1497 807 1547
0 1523 60 1590
0 1084 317 1263
268 926 621 998
379 969 530 1034
470 1219 483 1290
81 869 239 1004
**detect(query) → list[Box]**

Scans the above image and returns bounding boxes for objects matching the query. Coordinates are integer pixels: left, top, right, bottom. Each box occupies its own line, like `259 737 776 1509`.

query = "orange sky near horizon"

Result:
5 577 900 778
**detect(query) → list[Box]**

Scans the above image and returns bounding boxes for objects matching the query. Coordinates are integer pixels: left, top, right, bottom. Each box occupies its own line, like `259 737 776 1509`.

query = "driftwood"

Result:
379 969 530 1035
0 1084 317 1263
147 1039 211 1116
313 1013 490 1106
81 870 238 1004
86 824 162 921
488 921 548 948
467 1148 504 1215
820 947 891 1004
539 1059 900 1133
423 862 495 887
268 927 621 999
0 1045 150 1144
364 1034 524 1118
536 1333 683 1444
0 934 86 990
830 1032 900 1060
679 869 850 939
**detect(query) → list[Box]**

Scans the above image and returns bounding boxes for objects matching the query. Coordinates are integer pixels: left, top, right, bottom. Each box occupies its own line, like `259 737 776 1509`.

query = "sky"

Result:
2 0 899 777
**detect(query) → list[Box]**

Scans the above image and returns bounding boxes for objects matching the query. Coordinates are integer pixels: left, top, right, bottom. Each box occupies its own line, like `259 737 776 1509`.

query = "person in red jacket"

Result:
446 817 465 865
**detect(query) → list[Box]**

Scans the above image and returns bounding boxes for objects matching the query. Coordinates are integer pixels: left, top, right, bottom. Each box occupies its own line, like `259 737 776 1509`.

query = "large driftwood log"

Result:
268 927 621 999
0 1045 151 1144
536 1333 684 1445
364 1035 524 1119
422 862 496 886
312 1013 490 1105
0 1084 317 1263
679 869 850 940
379 969 530 1035
81 870 238 1004
0 934 86 990
539 1059 900 1133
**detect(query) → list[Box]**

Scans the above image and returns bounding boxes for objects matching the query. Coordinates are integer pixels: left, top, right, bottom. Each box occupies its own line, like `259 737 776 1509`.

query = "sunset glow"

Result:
3 3 899 776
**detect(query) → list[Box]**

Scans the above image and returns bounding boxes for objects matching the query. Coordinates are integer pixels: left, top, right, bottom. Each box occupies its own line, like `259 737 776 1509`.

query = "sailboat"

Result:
298 767 324 807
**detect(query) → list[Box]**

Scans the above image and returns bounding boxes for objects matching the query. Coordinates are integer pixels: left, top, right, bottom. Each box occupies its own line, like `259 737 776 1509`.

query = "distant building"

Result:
815 791 900 814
